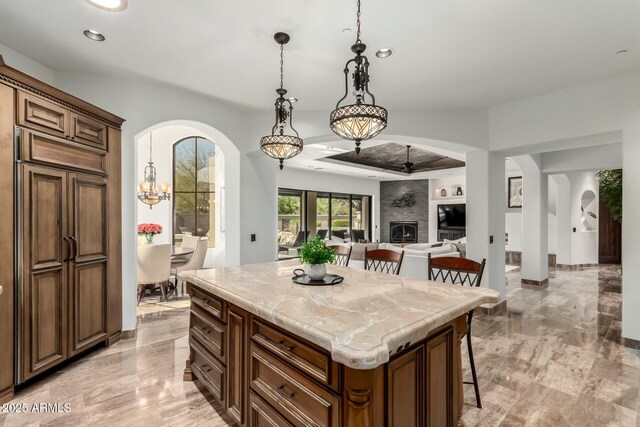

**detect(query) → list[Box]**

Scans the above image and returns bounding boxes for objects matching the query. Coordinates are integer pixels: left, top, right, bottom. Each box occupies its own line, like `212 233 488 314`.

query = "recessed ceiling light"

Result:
376 48 393 58
616 49 628 55
85 0 128 11
288 97 298 103
83 29 106 42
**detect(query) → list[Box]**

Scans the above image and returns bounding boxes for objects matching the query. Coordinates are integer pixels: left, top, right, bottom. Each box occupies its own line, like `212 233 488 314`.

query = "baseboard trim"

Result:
121 329 137 340
621 336 640 350
505 251 556 267
477 299 507 316
0 386 14 404
555 263 599 270
521 278 549 288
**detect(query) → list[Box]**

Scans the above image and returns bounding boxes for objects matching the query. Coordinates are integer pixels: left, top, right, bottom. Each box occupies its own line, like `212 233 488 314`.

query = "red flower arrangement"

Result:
138 223 163 236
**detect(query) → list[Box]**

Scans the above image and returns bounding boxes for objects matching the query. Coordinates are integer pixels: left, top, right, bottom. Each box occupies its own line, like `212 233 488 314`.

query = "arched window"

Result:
173 137 215 247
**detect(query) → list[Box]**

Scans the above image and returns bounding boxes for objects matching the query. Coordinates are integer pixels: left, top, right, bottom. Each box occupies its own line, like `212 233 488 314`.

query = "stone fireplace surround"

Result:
380 179 429 243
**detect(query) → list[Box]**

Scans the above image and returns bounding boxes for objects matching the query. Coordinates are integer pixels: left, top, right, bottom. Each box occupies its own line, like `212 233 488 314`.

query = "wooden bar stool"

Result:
328 245 352 267
428 253 486 408
364 248 404 275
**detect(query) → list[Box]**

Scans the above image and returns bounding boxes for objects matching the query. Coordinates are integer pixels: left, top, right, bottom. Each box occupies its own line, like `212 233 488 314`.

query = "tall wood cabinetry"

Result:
0 56 124 402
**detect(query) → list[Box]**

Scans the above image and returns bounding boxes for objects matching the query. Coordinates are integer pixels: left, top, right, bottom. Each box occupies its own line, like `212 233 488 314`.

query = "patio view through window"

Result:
173 136 216 247
278 188 372 258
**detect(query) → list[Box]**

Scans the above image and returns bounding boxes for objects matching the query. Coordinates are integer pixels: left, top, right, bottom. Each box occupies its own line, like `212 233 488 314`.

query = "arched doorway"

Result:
133 120 240 310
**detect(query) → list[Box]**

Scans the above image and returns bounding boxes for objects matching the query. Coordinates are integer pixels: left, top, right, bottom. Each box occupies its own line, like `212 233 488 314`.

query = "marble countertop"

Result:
179 260 500 369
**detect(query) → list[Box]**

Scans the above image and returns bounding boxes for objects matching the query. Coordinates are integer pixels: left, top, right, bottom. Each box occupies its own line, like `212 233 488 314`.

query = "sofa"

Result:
327 240 460 280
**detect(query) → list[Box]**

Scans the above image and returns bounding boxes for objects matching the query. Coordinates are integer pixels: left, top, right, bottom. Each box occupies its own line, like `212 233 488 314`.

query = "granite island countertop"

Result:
179 260 500 369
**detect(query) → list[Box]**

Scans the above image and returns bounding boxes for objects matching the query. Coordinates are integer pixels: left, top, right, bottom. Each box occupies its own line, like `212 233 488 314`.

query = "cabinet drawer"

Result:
250 390 293 427
191 305 225 363
191 286 224 321
251 319 339 391
72 113 107 149
17 91 69 137
250 344 340 427
21 129 107 175
191 339 226 404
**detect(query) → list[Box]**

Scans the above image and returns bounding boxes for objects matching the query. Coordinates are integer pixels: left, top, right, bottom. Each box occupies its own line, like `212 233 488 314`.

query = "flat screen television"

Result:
438 204 466 229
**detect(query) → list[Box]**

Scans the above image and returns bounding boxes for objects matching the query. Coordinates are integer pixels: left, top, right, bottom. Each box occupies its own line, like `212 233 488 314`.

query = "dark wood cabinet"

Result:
387 346 424 426
438 229 466 242
425 327 455 427
71 113 107 149
21 166 110 374
21 165 69 380
18 91 69 137
0 55 124 400
0 82 14 402
185 282 465 427
21 129 107 175
17 90 108 151
228 305 249 426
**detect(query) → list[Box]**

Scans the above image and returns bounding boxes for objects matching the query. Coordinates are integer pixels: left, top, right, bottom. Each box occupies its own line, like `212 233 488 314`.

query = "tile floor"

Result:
2 265 638 426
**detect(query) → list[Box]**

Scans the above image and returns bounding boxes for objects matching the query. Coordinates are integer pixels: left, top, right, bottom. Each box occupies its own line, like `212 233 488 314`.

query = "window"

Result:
331 194 350 240
278 189 304 249
316 193 330 235
173 137 215 247
277 189 373 252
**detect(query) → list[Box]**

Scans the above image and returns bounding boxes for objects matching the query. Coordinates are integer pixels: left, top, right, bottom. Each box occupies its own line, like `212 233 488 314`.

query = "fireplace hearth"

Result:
390 221 418 243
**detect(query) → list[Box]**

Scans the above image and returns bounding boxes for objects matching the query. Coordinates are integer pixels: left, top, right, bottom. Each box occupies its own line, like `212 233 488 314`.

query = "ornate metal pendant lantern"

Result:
260 32 303 170
137 132 171 209
330 0 388 154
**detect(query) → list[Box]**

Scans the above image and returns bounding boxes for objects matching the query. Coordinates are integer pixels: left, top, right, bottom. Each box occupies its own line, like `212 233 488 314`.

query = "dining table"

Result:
171 246 194 263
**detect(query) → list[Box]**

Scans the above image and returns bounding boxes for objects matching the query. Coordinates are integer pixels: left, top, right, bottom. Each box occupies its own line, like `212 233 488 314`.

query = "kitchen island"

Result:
181 260 500 427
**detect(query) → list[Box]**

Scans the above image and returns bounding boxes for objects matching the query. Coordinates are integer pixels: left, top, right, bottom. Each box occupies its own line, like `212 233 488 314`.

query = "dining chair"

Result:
171 238 208 295
328 245 352 267
364 248 404 275
137 244 172 305
350 229 366 243
427 253 486 408
181 234 200 250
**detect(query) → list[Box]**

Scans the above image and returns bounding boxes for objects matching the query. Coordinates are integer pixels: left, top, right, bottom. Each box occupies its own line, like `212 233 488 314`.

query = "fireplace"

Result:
390 221 418 243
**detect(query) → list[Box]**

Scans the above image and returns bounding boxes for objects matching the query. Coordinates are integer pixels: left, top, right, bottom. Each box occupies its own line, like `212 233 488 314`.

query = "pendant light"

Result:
260 32 303 170
137 132 171 209
402 145 414 173
330 0 388 154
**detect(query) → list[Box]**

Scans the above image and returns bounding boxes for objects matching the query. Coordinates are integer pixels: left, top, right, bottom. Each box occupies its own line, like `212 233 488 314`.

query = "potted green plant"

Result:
299 237 337 280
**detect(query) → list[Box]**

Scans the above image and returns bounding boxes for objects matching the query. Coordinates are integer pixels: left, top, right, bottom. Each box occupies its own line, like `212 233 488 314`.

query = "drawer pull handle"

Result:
201 326 210 334
277 385 294 398
200 364 212 373
202 298 209 305
276 340 294 352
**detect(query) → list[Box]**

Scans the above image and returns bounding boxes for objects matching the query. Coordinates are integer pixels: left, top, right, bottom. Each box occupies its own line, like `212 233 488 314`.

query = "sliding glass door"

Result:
331 195 350 240
278 189 373 248
277 189 304 250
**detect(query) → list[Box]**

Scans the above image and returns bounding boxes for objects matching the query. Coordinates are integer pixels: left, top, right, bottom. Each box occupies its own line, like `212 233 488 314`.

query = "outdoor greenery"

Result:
331 219 349 228
597 169 622 222
173 138 215 238
278 195 301 214
299 237 336 265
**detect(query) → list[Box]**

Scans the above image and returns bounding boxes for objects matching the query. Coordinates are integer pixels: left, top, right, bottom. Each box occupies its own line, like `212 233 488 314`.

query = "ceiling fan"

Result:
402 145 414 173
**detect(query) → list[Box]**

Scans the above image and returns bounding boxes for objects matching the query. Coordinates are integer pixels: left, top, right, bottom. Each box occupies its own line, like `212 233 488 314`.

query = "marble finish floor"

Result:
2 265 638 426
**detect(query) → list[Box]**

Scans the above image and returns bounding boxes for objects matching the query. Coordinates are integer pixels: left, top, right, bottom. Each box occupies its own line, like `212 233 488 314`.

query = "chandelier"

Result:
330 0 388 154
137 132 171 209
260 32 303 170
